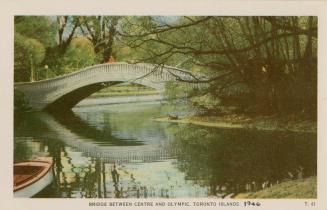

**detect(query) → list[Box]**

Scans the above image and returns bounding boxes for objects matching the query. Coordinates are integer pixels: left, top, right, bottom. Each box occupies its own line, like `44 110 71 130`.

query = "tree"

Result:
119 16 317 116
14 16 57 81
59 37 96 73
79 16 121 63
14 16 57 48
42 16 83 77
14 33 45 82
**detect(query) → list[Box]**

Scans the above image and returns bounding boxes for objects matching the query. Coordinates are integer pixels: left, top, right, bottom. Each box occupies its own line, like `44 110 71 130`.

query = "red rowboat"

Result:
14 157 54 197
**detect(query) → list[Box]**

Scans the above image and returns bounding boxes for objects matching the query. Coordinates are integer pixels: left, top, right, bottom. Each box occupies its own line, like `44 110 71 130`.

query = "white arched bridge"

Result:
15 63 204 111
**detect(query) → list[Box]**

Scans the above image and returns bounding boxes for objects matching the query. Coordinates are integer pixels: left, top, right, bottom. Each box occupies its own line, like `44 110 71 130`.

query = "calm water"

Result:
14 99 317 198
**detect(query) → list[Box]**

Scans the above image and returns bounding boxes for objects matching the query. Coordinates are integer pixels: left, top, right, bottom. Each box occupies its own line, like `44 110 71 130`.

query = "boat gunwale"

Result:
13 159 53 192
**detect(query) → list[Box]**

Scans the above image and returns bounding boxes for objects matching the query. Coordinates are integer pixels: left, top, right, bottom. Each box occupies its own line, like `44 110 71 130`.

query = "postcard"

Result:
0 0 326 210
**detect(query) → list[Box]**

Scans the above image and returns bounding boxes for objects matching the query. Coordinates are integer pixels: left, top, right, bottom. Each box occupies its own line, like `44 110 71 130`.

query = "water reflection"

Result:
14 101 316 198
31 145 200 198
51 110 144 146
171 126 316 197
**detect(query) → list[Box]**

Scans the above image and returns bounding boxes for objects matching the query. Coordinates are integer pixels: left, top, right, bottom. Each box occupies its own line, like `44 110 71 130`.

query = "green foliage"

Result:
189 93 221 112
59 37 96 73
14 89 30 112
121 16 317 116
15 16 57 48
79 16 121 62
14 33 29 82
14 33 45 82
164 81 193 103
14 17 53 81
25 39 46 63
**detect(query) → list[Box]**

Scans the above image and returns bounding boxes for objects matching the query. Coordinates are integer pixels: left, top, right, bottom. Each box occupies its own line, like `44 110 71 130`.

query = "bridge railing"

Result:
16 62 203 82
15 62 203 90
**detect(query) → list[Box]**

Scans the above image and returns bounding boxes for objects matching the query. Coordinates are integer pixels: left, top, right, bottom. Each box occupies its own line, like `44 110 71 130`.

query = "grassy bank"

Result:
154 113 316 133
234 176 317 199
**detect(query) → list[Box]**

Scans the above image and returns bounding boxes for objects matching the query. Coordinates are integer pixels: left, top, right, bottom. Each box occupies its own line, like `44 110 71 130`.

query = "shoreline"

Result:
89 92 158 98
234 176 317 199
77 94 163 107
154 114 316 133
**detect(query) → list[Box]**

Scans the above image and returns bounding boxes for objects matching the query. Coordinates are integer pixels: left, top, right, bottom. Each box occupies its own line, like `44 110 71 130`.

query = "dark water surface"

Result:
14 100 317 198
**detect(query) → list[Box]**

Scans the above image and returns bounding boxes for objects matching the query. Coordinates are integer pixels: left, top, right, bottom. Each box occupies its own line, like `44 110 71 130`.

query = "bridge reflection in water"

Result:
15 112 186 198
14 101 317 198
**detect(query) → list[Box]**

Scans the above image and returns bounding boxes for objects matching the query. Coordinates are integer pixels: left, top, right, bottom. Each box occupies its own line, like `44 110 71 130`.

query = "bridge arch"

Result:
15 63 200 111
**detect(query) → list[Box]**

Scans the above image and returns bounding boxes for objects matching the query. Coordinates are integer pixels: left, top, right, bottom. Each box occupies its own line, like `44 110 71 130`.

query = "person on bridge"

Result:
107 55 115 64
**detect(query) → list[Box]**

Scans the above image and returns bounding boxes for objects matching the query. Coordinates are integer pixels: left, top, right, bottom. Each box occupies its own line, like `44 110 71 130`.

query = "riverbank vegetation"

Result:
120 17 317 119
90 83 157 97
155 113 316 133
